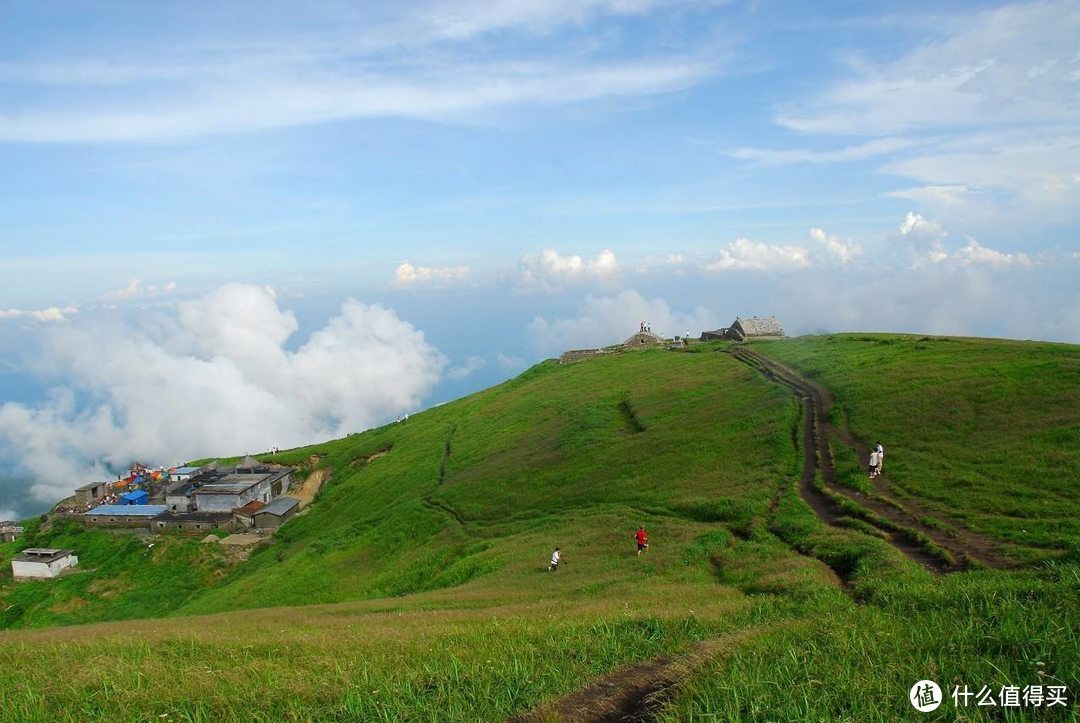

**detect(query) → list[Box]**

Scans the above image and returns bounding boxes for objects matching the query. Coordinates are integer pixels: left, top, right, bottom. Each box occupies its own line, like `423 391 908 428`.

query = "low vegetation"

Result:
0 334 1076 720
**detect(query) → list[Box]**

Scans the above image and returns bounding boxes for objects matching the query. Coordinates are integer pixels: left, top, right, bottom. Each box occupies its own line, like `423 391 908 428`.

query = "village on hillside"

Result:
7 314 785 581
8 454 303 580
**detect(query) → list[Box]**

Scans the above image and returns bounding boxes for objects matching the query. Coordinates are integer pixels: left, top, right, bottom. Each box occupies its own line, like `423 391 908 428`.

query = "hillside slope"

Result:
1 335 1077 721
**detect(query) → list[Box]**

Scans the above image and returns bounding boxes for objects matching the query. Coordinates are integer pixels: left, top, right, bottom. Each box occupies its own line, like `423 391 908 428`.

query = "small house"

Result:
252 497 300 529
121 489 149 506
0 522 24 543
74 481 111 507
726 316 785 341
165 480 195 512
169 466 201 482
11 548 78 579
233 500 266 528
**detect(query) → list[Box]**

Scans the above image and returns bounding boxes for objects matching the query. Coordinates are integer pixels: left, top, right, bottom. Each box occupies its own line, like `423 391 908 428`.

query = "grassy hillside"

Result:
754 334 1080 560
0 335 1077 721
0 519 239 629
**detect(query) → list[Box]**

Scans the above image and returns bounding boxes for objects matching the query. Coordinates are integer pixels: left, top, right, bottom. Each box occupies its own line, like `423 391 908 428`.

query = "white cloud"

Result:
808 227 861 267
897 211 950 266
100 279 178 302
729 137 924 165
446 355 487 380
760 2 1080 221
778 2 1080 135
954 237 1032 268
0 306 79 323
702 238 811 272
496 351 527 370
0 0 719 144
0 509 16 522
895 211 1033 268
517 248 620 292
393 262 470 287
527 288 719 354
0 283 446 503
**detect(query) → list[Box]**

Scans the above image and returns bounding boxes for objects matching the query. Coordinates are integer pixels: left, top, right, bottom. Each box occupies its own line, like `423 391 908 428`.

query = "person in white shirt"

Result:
549 547 561 572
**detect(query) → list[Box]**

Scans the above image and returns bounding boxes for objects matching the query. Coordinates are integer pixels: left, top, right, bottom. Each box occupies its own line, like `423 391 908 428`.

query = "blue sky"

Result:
1 0 1078 516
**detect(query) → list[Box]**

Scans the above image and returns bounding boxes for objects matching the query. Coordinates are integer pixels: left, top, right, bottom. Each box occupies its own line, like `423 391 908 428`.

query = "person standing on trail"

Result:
635 526 649 556
549 547 561 572
875 442 885 476
868 449 879 478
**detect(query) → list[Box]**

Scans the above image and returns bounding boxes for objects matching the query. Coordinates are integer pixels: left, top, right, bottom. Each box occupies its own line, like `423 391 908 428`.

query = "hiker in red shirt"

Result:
635 526 649 556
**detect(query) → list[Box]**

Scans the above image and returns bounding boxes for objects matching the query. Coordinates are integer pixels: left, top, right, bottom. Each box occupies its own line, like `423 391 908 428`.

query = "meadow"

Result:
0 334 1077 721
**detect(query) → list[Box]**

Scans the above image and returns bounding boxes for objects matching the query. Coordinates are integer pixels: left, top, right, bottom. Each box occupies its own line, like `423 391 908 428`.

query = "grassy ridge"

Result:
754 334 1080 560
0 335 1077 721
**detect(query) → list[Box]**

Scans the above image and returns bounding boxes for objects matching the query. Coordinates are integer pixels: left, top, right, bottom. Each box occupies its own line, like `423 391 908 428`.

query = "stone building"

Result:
192 456 292 513
727 316 785 340
83 504 168 528
623 331 664 348
252 497 300 529
74 481 111 507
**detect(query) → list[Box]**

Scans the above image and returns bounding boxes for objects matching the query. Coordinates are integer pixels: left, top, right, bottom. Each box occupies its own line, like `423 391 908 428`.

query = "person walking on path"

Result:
549 547 561 572
635 526 649 556
868 449 879 478
875 442 885 476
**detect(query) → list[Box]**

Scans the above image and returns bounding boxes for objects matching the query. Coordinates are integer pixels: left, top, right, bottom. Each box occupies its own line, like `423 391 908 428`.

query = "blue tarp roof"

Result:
84 505 167 517
121 490 149 504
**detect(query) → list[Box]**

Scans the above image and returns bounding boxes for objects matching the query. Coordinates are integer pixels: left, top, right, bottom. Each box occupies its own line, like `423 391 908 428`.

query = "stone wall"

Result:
559 349 608 365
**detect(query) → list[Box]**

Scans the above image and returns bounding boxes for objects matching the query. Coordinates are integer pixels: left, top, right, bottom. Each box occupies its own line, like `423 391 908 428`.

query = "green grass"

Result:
0 336 1077 721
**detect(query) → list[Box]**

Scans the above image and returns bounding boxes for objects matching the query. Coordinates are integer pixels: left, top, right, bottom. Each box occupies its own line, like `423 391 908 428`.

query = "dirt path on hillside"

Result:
730 347 1010 571
509 627 772 723
290 467 330 509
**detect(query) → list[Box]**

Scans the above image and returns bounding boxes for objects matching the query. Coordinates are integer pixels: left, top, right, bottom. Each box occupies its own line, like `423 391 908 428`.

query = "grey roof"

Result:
14 548 74 563
171 466 200 475
75 480 110 492
84 505 168 517
734 316 785 337
255 497 300 517
165 480 195 496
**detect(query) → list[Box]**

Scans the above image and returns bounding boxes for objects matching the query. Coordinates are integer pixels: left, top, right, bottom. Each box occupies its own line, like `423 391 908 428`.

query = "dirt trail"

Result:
290 467 330 509
509 628 770 723
424 425 466 524
730 347 1009 571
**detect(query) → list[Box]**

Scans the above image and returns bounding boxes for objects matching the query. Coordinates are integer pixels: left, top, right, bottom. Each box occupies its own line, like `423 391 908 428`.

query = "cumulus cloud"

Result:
954 237 1032 268
393 262 470 287
0 306 79 323
808 227 861 267
897 211 950 266
517 248 620 292
894 211 1029 269
100 279 177 302
527 288 719 354
446 355 487 380
0 283 446 503
702 238 811 272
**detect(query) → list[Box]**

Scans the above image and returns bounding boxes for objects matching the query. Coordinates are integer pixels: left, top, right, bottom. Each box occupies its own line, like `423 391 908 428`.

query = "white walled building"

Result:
11 548 79 580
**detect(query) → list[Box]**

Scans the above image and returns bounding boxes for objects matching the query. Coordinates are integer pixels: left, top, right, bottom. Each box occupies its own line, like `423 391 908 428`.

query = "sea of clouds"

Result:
0 283 446 507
